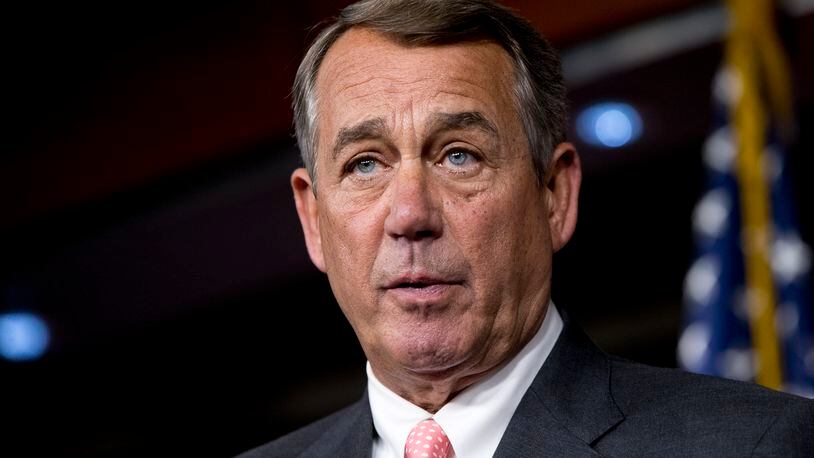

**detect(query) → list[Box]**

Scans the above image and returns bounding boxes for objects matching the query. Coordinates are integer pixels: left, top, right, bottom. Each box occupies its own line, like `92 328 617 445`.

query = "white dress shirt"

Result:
367 303 563 458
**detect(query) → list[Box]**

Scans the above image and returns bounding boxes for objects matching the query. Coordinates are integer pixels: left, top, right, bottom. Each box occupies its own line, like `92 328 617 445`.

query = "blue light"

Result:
0 311 50 362
577 102 642 148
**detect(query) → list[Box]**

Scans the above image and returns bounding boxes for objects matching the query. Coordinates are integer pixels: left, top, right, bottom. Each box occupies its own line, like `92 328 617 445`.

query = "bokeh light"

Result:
0 311 50 362
577 102 643 148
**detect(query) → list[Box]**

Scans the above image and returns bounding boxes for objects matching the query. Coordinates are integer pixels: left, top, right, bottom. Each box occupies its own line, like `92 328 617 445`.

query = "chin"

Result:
390 329 473 378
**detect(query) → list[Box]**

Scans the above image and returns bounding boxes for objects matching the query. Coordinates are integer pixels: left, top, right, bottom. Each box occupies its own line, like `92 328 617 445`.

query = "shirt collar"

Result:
367 302 563 458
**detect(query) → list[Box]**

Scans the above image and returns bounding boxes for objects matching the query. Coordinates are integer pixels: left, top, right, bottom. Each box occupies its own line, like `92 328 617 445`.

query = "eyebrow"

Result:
332 117 388 160
427 111 499 138
330 111 498 159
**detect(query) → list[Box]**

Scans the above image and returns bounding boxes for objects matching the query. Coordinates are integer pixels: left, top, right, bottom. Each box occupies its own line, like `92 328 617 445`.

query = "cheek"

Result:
450 185 549 293
457 184 535 248
320 194 379 254
445 197 505 282
318 197 384 298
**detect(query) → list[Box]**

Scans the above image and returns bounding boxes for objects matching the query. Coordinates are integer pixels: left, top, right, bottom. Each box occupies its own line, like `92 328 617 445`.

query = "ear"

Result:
291 168 327 272
545 142 581 252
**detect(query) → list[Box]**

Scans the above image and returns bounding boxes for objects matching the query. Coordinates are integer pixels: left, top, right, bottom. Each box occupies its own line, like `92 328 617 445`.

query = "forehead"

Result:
314 28 517 140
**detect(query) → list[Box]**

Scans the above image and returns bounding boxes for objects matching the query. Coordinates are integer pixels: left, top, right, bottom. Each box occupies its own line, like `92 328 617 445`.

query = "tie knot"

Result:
404 418 453 458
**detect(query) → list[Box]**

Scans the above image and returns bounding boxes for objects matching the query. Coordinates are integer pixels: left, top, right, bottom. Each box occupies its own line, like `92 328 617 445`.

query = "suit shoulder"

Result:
236 400 365 458
606 357 814 452
753 391 814 455
609 356 812 412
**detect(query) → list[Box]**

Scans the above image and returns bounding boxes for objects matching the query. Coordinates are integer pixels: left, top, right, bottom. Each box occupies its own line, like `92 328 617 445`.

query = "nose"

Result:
383 163 443 241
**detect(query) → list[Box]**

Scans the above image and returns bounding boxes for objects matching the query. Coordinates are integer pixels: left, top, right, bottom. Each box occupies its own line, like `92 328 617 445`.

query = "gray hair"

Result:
292 0 567 186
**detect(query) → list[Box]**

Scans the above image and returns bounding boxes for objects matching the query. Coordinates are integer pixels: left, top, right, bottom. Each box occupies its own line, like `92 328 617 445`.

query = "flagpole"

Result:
725 0 788 389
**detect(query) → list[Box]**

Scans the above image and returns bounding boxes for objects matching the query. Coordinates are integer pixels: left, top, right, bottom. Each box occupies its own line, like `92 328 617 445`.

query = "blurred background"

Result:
2 0 813 456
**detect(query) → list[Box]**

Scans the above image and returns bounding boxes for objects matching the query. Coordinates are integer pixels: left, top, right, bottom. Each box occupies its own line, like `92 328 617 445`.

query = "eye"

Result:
448 150 469 166
442 148 478 168
345 155 388 180
354 158 378 174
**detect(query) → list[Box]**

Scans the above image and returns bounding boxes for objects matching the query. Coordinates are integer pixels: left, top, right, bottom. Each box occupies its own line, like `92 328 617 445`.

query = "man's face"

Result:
293 28 579 395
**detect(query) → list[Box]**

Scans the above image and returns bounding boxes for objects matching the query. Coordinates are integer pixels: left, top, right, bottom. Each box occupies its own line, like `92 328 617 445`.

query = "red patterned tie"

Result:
404 418 453 458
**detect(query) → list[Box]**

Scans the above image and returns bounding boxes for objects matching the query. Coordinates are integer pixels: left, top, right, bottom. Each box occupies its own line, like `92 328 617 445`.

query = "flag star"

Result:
678 322 711 372
693 188 731 239
771 233 811 284
703 126 736 173
684 255 720 306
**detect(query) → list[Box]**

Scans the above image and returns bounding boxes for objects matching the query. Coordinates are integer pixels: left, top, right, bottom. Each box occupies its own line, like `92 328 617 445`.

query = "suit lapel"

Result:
301 393 375 458
494 322 625 457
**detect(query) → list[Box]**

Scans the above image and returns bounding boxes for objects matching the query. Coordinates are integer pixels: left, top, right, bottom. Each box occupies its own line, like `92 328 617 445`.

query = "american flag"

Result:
679 0 813 397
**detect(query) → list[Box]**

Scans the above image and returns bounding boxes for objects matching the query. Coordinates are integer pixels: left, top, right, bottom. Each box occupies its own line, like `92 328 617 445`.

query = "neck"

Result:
370 326 543 412
369 302 551 412
372 364 500 413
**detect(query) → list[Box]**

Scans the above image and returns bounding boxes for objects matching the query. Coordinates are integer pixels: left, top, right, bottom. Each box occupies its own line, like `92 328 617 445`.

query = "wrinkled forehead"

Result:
313 27 519 138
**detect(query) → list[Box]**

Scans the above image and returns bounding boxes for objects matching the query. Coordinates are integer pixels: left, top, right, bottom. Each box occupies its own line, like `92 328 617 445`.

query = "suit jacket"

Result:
239 323 814 457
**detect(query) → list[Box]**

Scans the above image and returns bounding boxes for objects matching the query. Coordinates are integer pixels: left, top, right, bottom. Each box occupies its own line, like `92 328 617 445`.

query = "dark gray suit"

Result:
240 323 814 457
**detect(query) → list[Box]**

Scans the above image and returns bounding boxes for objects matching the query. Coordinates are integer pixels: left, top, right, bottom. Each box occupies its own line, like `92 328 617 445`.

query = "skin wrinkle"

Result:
296 20 568 186
333 112 500 168
291 28 580 412
332 117 388 160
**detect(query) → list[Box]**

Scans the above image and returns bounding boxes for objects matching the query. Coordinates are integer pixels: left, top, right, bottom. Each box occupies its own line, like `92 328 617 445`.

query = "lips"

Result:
384 274 462 288
383 275 463 303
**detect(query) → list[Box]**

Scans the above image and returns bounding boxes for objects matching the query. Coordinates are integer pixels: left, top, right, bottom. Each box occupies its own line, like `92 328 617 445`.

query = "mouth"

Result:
385 275 462 289
383 276 463 303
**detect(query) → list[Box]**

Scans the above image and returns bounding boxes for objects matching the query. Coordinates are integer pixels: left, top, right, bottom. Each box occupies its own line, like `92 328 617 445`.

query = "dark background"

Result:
2 1 813 456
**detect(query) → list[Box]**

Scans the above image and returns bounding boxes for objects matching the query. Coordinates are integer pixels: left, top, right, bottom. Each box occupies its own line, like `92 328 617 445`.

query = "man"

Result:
241 0 814 456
